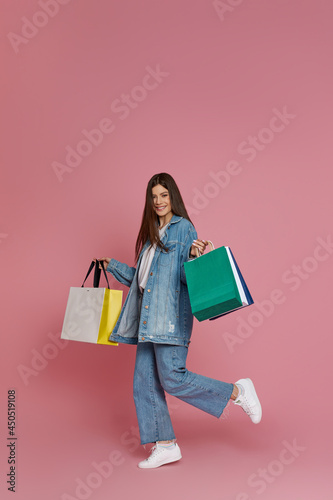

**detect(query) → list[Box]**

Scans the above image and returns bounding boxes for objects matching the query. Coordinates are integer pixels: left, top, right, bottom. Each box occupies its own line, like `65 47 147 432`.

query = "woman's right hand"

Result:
93 257 111 270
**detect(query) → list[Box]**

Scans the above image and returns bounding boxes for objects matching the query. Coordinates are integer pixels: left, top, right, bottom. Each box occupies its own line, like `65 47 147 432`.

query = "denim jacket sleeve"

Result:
180 225 198 285
106 258 136 287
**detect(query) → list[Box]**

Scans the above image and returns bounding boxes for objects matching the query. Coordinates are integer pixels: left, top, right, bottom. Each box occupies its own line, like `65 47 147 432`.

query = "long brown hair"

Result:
135 173 194 262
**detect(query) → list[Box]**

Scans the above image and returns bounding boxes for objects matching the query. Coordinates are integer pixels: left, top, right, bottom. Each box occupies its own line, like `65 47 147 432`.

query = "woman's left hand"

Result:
190 239 209 257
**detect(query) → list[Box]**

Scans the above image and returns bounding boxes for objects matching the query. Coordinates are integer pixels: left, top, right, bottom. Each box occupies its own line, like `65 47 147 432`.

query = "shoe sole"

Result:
245 378 262 424
138 453 182 469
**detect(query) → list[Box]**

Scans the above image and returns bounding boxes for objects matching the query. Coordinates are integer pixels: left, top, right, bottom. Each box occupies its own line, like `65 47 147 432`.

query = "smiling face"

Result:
152 184 173 224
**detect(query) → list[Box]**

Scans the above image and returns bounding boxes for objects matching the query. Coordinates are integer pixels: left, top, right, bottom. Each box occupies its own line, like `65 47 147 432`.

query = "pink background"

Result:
1 1 332 499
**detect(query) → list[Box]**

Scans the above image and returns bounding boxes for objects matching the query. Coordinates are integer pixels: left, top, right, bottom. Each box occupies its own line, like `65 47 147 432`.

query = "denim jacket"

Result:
106 215 198 347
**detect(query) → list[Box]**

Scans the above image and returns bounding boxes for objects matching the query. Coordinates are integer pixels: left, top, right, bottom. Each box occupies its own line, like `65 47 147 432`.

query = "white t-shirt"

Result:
138 225 167 292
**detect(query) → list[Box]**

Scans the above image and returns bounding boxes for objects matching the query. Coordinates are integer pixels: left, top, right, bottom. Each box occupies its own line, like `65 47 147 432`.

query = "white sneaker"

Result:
138 443 182 469
234 378 262 424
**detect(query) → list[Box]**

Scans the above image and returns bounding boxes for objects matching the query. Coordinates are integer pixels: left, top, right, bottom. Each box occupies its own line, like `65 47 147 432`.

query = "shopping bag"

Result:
184 242 253 322
61 260 122 345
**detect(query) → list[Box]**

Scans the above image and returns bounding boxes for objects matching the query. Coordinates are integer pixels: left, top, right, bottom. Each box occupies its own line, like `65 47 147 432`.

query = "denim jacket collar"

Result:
168 214 183 225
156 214 183 228
141 215 183 252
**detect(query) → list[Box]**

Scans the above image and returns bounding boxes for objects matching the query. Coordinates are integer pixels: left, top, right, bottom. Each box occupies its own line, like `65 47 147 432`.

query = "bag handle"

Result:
194 240 215 258
81 260 110 289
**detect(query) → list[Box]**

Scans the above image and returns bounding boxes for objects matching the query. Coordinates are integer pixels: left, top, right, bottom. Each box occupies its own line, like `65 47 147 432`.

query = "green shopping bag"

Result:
184 242 253 322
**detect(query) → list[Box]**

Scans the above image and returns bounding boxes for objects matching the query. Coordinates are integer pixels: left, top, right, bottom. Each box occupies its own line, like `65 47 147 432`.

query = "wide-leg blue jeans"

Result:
133 341 233 445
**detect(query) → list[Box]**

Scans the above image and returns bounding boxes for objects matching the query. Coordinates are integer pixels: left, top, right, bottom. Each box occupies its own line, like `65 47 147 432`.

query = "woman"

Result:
97 172 262 469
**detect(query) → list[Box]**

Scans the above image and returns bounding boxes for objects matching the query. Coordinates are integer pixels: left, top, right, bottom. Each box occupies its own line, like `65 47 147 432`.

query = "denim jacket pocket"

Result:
160 241 177 266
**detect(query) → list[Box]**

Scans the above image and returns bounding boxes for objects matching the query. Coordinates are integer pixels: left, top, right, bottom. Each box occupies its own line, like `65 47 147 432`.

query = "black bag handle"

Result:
81 260 110 289
93 261 101 288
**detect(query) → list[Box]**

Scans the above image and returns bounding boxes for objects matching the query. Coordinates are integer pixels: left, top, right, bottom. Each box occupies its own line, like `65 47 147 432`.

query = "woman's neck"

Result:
158 212 173 228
